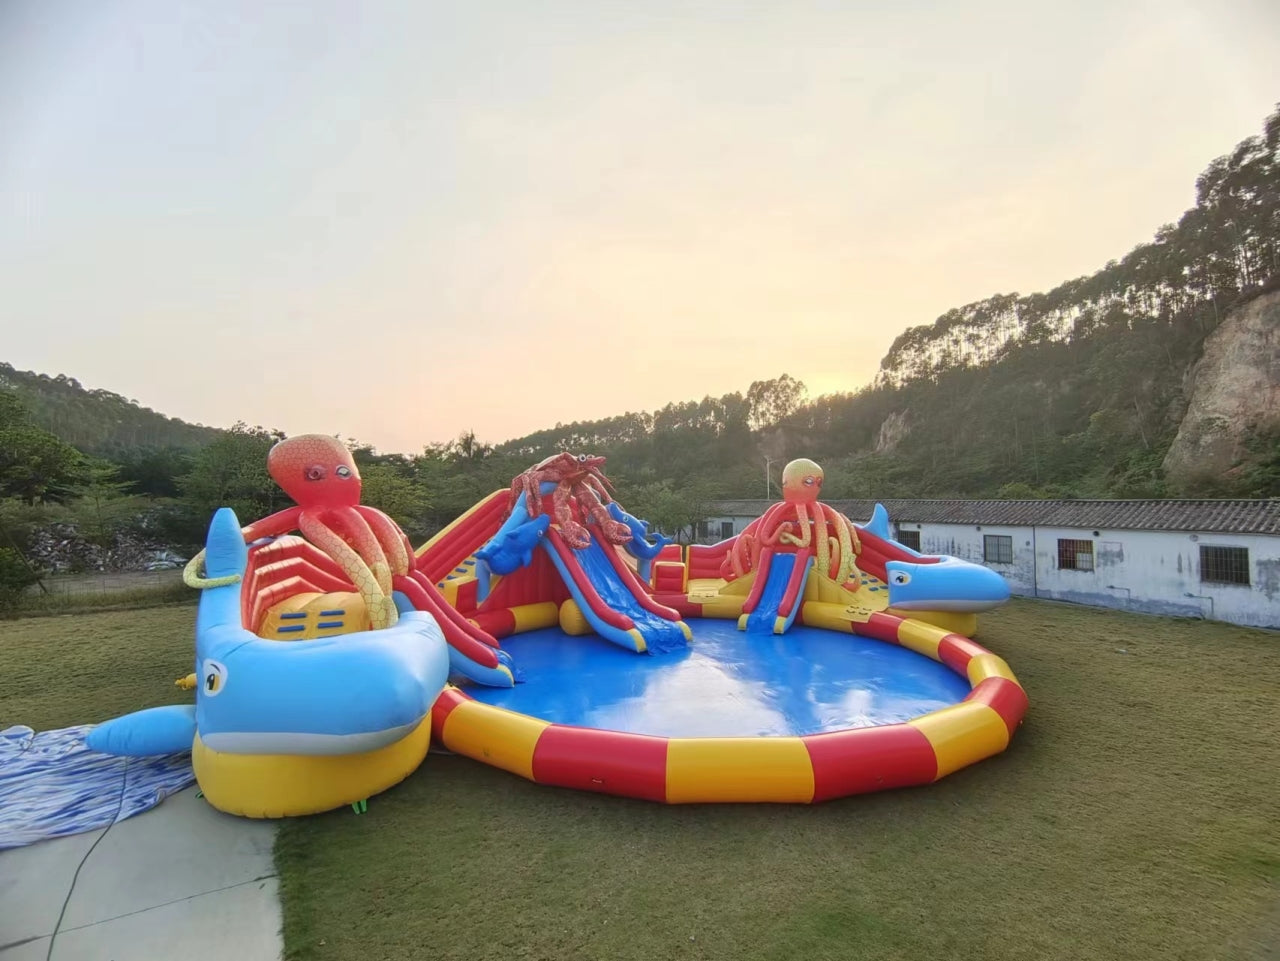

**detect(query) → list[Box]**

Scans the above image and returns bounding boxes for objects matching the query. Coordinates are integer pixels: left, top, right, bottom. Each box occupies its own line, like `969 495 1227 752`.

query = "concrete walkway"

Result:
0 787 281 961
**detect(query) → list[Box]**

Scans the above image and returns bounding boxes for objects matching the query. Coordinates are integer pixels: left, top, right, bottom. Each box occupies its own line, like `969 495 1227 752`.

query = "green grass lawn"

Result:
1 603 197 731
3 599 1277 960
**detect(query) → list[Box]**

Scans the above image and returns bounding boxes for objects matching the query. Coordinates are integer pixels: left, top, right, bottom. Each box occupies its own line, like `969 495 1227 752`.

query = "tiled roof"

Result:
708 499 1280 536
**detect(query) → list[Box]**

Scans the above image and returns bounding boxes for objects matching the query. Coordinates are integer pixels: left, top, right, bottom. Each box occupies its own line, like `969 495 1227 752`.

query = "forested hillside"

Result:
1 104 1276 587
0 363 222 453
488 103 1280 501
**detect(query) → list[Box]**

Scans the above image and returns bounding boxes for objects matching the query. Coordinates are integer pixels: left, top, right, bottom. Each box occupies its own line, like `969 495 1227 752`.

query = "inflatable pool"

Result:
434 619 1023 803
85 440 1027 816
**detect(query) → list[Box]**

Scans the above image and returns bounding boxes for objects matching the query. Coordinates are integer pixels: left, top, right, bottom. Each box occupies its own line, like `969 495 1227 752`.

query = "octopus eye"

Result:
577 454 588 462
335 465 352 478
803 477 815 486
304 465 326 482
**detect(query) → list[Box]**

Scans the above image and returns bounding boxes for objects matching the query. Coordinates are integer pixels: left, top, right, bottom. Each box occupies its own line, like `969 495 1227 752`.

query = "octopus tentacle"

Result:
762 519 796 547
299 512 396 630
354 505 413 576
240 506 303 543
840 513 862 584
400 530 419 571
780 503 813 548
755 502 794 549
798 504 814 548
325 506 392 596
724 516 763 578
846 516 862 555
827 505 857 585
729 532 755 578
809 503 832 576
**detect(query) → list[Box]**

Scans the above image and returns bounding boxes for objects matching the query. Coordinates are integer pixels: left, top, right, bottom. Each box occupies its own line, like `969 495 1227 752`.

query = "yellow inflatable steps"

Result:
259 592 368 639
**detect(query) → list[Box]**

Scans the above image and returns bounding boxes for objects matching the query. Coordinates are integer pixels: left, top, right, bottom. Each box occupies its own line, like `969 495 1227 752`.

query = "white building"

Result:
701 498 1280 630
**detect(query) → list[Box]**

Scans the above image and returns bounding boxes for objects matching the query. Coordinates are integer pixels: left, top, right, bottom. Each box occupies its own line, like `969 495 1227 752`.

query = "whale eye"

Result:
891 571 912 586
304 464 326 482
335 465 352 478
202 659 228 697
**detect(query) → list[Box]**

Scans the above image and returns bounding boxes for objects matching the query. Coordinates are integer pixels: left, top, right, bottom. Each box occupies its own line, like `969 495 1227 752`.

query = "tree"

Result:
1231 424 1280 497
0 388 86 503
108 445 195 498
0 547 42 611
625 480 719 543
358 464 432 539
177 423 287 528
746 375 807 430
449 430 493 463
59 459 149 547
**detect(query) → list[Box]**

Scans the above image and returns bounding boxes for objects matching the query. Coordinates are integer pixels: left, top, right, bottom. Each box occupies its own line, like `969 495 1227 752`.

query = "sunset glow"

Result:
2 1 1277 453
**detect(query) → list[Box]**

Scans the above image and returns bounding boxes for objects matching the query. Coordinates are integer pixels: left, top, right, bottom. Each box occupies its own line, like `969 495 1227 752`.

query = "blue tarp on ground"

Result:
0 725 194 851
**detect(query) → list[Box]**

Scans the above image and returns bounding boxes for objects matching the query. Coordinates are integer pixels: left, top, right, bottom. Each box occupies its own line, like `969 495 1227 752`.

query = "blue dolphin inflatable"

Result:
476 512 551 576
606 501 671 582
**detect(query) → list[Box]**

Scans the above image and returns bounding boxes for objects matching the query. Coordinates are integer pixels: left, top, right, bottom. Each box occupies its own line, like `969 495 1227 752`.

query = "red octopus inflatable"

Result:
192 434 509 682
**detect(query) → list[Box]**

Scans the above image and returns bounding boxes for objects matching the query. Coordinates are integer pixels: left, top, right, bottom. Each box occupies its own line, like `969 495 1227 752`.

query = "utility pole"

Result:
764 457 774 500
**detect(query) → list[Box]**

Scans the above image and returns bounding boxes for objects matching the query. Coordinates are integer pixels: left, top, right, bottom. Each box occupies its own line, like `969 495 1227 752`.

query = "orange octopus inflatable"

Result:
723 458 862 584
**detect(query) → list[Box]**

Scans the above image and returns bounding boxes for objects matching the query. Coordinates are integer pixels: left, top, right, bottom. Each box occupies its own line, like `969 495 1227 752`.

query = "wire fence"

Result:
26 570 185 597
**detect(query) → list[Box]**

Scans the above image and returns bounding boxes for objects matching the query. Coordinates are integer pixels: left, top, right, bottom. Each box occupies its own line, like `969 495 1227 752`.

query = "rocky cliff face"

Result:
875 410 911 453
1163 289 1280 491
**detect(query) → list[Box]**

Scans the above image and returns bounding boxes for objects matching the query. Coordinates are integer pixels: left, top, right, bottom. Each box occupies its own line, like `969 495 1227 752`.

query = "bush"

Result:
0 547 42 611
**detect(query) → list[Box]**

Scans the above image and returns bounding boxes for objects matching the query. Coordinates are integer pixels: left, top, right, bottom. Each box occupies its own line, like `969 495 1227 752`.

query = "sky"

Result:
2 1 1278 455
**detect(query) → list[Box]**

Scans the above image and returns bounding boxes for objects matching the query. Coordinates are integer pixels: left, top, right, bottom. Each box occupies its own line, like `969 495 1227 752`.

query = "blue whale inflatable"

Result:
860 503 1011 612
87 507 452 817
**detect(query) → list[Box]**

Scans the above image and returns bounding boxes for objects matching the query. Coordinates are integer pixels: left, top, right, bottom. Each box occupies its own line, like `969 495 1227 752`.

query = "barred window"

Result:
720 521 734 539
984 534 1014 565
1200 545 1250 586
896 529 921 551
1057 538 1094 571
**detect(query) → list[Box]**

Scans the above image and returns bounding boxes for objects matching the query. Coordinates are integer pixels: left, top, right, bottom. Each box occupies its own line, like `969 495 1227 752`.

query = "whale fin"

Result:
195 508 253 651
865 503 894 541
86 705 196 757
205 507 248 580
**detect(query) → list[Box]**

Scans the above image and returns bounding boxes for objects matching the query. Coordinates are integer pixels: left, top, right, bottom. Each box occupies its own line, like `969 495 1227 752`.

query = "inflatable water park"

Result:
82 436 1027 817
